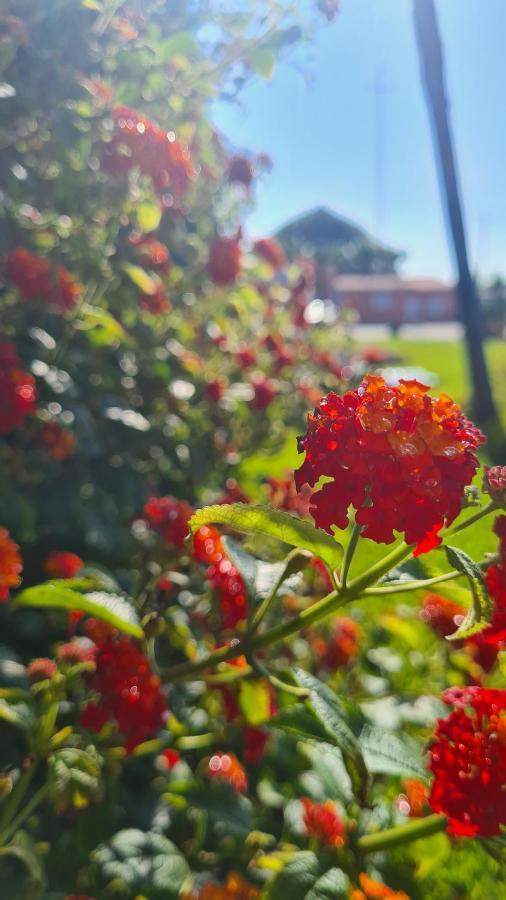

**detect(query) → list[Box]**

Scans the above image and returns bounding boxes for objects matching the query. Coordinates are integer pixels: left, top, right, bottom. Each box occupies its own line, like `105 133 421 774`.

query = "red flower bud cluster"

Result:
396 778 429 818
252 238 286 270
300 797 345 848
193 526 248 628
159 748 181 771
312 617 362 671
483 465 506 505
183 871 260 900
428 686 506 836
482 515 506 647
207 752 248 793
56 640 95 666
44 551 84 579
350 874 410 900
207 237 241 286
267 475 311 518
0 527 23 602
27 657 57 682
296 376 485 555
139 284 171 315
129 235 171 272
243 726 269 764
38 422 76 460
5 248 81 310
249 374 276 410
143 496 192 549
420 592 498 672
80 634 166 753
0 342 36 435
102 107 194 197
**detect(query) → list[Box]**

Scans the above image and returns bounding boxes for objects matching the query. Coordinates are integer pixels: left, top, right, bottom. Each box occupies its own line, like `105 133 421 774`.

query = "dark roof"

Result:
274 206 365 246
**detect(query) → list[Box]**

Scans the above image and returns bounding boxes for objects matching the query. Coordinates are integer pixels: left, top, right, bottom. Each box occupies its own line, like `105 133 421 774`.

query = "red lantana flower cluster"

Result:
194 526 248 628
420 592 498 672
143 496 192 549
44 551 84 579
0 342 36 434
482 515 506 647
296 376 485 555
183 871 260 900
5 248 81 310
139 284 172 315
129 235 171 272
0 527 23 602
80 632 166 752
428 686 506 836
207 752 248 793
38 422 76 460
249 374 276 411
300 797 345 848
207 236 241 286
252 238 286 270
312 617 362 671
267 475 311 518
102 106 194 197
350 874 410 900
483 465 506 505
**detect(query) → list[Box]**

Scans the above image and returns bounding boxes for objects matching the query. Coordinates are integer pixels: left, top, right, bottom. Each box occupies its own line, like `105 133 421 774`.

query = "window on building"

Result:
370 291 393 311
428 294 446 316
406 295 420 320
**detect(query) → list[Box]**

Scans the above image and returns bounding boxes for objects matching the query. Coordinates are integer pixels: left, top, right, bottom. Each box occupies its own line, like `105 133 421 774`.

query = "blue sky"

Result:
212 0 506 282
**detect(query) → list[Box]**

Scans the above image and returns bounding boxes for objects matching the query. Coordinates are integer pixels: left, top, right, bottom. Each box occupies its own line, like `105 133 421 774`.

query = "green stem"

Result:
0 784 48 848
340 522 363 589
249 548 305 632
347 542 415 597
358 813 447 853
364 557 490 595
444 500 496 537
0 766 35 838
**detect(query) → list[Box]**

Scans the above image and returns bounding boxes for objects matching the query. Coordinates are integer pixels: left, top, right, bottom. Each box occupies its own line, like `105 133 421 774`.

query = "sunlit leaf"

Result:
443 545 493 640
14 585 143 638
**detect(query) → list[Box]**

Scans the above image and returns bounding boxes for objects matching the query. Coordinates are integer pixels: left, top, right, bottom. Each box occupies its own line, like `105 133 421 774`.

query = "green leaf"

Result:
47 747 103 813
0 700 34 731
93 828 189 899
306 869 350 900
359 724 427 779
272 704 331 744
14 585 143 639
292 668 368 802
443 545 493 640
77 304 127 347
135 201 162 234
300 742 353 802
238 679 271 725
158 32 200 62
247 47 276 79
122 263 157 294
265 851 322 900
222 537 306 601
187 784 253 836
189 505 342 572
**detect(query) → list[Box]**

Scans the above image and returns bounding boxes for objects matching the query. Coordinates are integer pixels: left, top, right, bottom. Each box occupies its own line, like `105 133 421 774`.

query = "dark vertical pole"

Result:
413 0 498 425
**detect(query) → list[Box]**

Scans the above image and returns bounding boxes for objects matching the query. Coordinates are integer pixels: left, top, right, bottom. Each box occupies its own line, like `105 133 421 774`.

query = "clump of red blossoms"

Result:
193 526 248 628
143 496 192 549
38 422 76 460
313 617 362 671
27 658 57 682
56 641 95 666
139 284 171 315
420 592 498 671
249 374 276 411
207 236 241 286
5 248 81 310
483 465 506 505
81 634 166 753
252 238 286 270
183 872 260 900
296 375 485 555
428 686 506 836
300 797 345 848
243 726 270 764
227 155 254 189
129 235 171 272
102 106 194 197
44 551 84 579
0 527 23 602
267 475 312 518
350 874 410 900
396 778 429 818
207 752 248 793
158 748 181 771
0 342 36 435
482 515 506 647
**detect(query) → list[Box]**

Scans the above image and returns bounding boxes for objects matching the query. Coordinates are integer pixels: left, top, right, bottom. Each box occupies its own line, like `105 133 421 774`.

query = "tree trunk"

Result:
413 0 498 426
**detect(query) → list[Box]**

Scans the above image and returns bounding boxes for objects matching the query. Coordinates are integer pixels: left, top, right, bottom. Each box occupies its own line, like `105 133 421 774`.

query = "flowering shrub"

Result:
0 1 504 898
